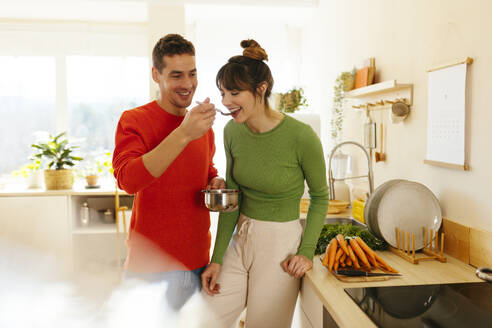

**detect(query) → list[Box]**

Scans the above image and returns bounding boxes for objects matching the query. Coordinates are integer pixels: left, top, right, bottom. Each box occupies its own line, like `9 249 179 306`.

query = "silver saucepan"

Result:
202 189 240 212
476 267 492 283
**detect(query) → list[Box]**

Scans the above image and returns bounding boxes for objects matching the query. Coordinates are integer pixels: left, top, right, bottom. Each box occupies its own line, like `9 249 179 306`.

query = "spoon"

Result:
195 101 233 116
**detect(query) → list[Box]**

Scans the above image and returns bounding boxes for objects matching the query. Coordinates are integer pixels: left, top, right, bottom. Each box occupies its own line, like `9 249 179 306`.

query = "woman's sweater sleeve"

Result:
296 126 329 260
210 125 240 264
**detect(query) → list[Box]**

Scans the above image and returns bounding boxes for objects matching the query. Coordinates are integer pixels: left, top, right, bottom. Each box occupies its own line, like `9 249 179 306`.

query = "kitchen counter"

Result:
0 182 129 197
304 250 482 327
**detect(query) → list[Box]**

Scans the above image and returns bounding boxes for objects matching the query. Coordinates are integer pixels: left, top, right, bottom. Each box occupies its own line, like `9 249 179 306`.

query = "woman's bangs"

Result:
217 65 250 92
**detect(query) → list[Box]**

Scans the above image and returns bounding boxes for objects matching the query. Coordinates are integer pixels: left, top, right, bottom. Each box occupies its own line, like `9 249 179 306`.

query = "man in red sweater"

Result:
112 34 224 310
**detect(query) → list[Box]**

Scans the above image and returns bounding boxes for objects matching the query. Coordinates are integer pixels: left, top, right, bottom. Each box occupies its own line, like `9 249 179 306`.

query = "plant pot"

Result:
44 169 74 190
342 75 355 92
27 170 44 189
85 175 99 187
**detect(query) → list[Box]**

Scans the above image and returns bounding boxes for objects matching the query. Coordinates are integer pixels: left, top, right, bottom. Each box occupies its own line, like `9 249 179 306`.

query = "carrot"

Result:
355 237 378 268
335 247 344 262
336 234 350 256
374 252 399 273
322 242 331 267
346 257 352 266
327 238 338 271
334 260 339 271
349 238 371 269
347 245 360 269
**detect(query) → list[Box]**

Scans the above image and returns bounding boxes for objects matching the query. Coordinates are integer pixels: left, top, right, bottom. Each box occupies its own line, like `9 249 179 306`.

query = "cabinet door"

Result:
0 196 70 257
300 280 323 328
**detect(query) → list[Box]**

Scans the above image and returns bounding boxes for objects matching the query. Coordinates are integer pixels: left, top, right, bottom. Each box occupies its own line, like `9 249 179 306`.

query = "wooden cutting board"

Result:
319 256 399 282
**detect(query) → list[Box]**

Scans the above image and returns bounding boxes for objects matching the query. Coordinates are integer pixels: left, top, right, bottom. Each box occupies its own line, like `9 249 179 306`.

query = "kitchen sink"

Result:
300 216 366 229
324 217 367 228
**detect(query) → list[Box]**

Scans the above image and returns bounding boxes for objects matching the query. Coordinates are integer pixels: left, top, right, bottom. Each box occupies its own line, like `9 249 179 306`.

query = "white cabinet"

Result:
300 280 323 328
0 192 132 278
69 194 132 277
300 279 340 328
0 196 70 258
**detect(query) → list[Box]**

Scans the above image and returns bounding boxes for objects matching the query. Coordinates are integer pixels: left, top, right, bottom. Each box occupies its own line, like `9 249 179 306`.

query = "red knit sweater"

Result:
113 101 218 273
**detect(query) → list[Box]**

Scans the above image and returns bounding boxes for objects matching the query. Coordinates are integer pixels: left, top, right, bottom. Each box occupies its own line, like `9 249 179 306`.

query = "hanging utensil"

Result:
363 108 376 149
375 123 386 162
391 100 410 123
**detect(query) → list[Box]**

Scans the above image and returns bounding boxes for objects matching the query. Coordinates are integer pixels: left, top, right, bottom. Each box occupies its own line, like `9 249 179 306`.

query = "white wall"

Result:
303 0 492 231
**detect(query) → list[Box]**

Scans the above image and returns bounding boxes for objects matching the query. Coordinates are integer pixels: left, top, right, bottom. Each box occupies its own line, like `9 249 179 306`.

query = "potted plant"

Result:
31 132 83 190
274 87 308 113
331 69 356 144
11 159 43 189
82 151 113 188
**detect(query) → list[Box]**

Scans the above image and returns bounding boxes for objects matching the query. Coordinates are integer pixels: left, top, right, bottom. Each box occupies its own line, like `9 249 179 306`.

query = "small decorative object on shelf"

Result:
354 57 376 89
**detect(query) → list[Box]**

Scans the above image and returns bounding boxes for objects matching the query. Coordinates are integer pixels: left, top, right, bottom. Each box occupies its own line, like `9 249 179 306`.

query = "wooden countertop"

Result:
304 251 482 327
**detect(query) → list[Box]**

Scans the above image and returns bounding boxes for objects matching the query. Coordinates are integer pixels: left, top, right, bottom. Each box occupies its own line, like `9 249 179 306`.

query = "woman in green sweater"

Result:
200 39 329 328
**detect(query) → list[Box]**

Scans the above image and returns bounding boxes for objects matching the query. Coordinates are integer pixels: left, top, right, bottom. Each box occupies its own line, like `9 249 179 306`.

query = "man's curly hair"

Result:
152 34 195 72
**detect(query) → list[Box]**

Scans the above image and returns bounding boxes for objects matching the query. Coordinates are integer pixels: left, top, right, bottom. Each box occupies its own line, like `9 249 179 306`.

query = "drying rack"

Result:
389 227 446 264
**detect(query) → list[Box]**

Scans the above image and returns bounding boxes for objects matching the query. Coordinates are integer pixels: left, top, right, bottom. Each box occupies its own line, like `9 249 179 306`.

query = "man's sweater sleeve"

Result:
112 111 156 194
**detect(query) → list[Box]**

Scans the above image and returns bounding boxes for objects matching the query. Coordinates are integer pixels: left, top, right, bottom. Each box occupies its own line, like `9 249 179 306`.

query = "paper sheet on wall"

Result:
426 63 467 166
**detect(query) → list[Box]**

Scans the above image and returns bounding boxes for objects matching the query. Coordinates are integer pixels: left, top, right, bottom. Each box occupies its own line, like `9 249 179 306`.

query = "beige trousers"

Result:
202 214 303 328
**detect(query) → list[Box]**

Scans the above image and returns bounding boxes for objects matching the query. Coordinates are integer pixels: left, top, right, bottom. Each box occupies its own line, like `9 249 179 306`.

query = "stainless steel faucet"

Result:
327 141 374 200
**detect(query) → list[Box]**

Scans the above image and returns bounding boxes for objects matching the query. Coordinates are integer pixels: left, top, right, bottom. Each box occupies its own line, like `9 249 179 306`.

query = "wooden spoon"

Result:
375 123 386 162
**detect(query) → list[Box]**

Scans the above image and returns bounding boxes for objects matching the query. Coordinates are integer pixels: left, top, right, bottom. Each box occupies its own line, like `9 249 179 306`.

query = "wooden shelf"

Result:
345 80 413 98
72 223 116 234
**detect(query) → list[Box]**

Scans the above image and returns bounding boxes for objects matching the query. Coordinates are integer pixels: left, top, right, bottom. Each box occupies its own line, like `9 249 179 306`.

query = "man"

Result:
112 34 225 310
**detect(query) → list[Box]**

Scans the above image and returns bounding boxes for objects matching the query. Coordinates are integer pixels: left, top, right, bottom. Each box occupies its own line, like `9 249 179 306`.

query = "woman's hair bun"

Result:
241 39 268 61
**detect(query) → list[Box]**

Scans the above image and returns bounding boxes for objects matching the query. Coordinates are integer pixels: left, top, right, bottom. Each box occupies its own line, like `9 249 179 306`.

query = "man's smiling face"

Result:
153 54 197 111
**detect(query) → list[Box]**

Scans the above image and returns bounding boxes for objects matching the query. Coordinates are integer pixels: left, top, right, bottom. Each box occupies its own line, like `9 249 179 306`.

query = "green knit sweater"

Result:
211 115 329 264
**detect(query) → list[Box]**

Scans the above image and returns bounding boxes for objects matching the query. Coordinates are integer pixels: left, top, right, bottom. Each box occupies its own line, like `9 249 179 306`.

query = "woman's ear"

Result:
256 82 268 98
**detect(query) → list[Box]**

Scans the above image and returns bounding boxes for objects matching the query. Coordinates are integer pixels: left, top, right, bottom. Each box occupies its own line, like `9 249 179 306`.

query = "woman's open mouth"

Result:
229 107 241 118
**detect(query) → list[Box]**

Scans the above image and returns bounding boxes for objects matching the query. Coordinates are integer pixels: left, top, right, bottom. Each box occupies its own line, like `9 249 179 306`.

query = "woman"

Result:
201 39 329 328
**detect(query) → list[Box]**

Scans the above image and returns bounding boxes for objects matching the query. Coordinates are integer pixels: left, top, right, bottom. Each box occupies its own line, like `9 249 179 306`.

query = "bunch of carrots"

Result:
321 234 398 273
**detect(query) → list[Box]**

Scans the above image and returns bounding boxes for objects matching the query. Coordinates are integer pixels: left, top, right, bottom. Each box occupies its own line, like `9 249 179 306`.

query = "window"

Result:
66 56 149 156
0 56 56 174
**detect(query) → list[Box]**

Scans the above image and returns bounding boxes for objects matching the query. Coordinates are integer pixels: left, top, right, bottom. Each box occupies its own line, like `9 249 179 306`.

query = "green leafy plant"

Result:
31 132 83 170
82 151 113 176
276 87 308 113
11 159 41 178
315 223 388 255
331 69 356 143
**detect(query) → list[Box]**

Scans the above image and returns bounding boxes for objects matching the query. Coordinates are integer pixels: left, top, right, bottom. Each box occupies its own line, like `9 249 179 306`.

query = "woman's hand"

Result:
281 255 313 279
201 263 222 296
207 177 226 190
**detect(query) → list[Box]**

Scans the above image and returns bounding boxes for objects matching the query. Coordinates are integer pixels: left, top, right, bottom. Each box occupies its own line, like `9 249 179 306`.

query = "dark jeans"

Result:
124 266 206 311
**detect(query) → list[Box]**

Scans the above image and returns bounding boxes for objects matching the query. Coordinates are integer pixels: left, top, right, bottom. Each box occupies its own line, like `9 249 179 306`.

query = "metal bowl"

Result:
202 189 240 212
